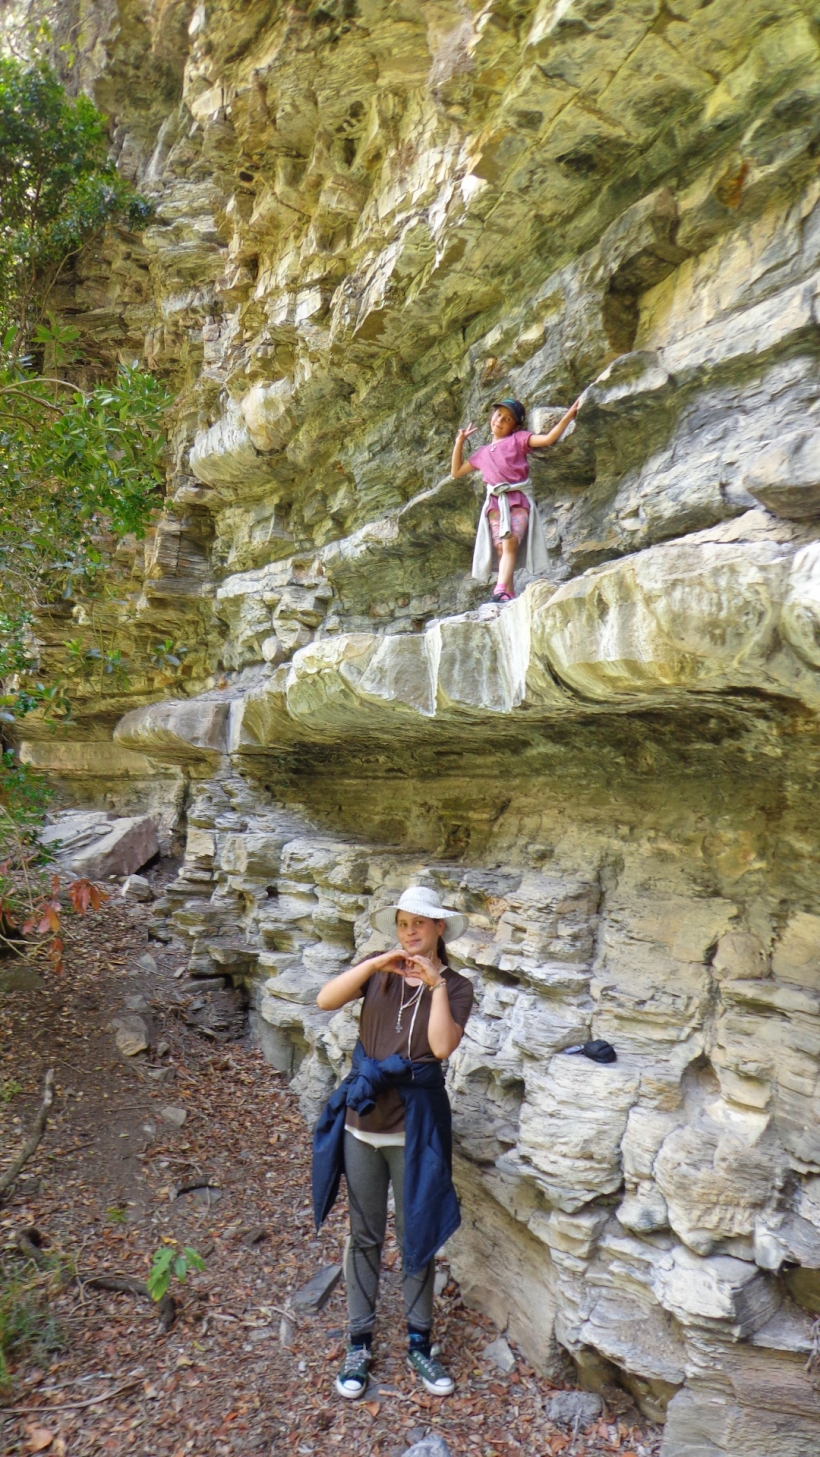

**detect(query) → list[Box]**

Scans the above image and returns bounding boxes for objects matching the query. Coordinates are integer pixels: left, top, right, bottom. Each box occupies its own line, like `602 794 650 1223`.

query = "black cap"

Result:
564 1039 617 1064
491 398 526 428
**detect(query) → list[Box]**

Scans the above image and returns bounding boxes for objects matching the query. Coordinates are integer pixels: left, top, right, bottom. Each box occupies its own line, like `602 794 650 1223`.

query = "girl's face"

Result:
396 911 444 961
490 406 518 439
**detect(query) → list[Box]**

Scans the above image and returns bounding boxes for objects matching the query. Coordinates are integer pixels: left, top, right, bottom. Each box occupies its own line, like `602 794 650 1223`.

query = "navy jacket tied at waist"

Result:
312 1040 460 1274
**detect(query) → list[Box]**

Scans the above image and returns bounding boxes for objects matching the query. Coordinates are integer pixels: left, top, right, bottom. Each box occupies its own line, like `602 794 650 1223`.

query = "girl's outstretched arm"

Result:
528 397 581 449
452 423 479 478
316 950 409 1010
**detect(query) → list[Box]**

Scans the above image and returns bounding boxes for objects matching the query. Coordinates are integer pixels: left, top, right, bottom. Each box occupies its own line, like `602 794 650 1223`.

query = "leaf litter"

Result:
0 866 664 1456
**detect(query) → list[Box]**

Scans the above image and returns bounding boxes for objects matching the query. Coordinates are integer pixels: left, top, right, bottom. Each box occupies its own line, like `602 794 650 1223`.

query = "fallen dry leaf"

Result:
363 1399 381 1418
24 1426 55 1453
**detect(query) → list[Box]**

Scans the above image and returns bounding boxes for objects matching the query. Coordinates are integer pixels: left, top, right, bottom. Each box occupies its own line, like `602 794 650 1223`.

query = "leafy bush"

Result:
0 57 152 345
0 1250 66 1389
0 57 171 725
0 753 108 972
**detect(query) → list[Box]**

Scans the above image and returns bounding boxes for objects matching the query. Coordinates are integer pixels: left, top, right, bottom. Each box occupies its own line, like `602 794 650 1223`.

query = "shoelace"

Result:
342 1347 369 1373
412 1351 447 1380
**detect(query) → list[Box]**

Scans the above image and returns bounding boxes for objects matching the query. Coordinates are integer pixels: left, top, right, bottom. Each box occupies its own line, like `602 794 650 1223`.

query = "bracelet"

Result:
432 980 447 992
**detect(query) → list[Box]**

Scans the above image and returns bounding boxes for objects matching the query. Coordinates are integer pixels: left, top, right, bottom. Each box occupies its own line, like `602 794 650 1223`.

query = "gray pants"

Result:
344 1130 435 1341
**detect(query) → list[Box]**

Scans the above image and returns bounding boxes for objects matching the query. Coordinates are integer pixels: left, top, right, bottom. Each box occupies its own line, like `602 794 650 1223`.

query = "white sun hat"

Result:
370 885 468 942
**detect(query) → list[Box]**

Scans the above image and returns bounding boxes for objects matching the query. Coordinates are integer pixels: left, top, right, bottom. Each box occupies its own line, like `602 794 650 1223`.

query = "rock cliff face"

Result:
21 2 820 1450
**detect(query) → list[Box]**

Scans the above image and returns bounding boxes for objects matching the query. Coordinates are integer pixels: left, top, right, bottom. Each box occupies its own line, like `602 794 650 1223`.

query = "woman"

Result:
312 886 474 1401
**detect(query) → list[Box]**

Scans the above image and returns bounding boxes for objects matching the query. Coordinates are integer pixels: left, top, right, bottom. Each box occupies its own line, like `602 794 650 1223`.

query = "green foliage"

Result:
0 57 171 729
0 1251 66 1389
0 1079 23 1102
147 1244 206 1303
150 638 189 672
0 342 170 625
0 57 152 344
0 750 51 827
105 1205 128 1225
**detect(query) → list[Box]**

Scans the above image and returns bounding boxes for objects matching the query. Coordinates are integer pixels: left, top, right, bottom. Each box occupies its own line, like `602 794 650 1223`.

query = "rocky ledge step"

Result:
113 518 820 760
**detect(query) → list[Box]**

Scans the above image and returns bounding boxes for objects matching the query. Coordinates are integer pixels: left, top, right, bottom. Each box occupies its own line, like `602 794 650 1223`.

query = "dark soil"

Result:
0 863 663 1457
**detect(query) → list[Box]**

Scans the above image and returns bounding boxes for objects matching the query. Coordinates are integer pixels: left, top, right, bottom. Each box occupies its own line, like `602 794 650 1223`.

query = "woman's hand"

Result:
455 422 477 442
374 948 414 976
402 953 445 989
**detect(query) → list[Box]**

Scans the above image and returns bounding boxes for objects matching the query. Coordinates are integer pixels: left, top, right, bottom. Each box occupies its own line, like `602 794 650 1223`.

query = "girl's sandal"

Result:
491 586 515 604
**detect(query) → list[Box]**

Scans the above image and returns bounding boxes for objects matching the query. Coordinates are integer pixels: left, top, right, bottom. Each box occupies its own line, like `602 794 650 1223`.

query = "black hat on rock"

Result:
564 1039 617 1064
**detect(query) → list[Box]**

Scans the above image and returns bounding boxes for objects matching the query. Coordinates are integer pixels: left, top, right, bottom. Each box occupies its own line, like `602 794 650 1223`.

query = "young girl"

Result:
312 886 474 1402
451 396 581 602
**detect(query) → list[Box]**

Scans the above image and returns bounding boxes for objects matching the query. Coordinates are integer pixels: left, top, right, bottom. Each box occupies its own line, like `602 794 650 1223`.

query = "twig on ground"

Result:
0 1378 142 1416
45 1139 98 1158
81 1274 176 1332
0 1069 55 1202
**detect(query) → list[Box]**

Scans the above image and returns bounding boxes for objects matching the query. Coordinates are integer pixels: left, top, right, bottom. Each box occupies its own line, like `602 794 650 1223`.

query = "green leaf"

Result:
147 1246 175 1302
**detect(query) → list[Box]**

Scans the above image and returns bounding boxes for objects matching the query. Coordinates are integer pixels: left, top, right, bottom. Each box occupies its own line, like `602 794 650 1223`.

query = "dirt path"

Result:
0 871 662 1457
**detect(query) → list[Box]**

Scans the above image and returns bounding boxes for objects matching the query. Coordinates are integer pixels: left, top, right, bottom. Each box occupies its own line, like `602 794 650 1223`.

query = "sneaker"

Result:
335 1343 371 1400
408 1348 455 1396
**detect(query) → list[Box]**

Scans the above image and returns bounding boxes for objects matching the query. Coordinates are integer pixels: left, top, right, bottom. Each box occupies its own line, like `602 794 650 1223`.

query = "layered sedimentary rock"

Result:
20 3 820 1450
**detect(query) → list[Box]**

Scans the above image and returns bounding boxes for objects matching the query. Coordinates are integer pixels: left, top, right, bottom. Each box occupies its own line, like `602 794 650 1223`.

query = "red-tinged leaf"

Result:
50 874 60 894
67 878 108 913
37 906 60 934
363 1400 381 1418
68 881 90 912
549 1437 570 1454
22 918 35 934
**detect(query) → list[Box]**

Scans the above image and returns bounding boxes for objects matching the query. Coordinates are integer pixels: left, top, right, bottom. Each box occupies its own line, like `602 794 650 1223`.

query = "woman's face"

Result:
396 911 444 961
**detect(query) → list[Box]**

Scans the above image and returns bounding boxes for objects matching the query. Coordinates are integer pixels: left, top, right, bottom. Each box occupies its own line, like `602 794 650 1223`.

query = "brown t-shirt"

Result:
345 966 474 1135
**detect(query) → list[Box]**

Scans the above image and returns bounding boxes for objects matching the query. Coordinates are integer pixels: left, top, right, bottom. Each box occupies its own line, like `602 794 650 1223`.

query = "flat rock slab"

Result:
160 1105 187 1128
402 1436 452 1457
72 816 159 880
43 813 159 881
482 1336 516 1373
290 1263 342 1313
547 1391 603 1427
136 952 159 973
110 1014 149 1056
39 811 111 854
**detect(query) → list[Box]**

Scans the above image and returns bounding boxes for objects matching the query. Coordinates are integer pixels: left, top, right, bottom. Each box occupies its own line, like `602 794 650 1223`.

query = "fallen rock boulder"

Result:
160 1106 187 1128
121 874 153 902
547 1391 603 1428
402 1436 451 1457
110 1014 150 1057
482 1336 516 1373
290 1264 342 1313
41 811 159 880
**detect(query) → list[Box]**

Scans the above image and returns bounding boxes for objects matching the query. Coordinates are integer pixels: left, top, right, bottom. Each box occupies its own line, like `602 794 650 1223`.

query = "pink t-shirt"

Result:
469 429 531 486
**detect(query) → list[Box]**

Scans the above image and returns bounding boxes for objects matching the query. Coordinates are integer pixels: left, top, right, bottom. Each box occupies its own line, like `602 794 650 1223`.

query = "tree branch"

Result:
0 1067 54 1201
